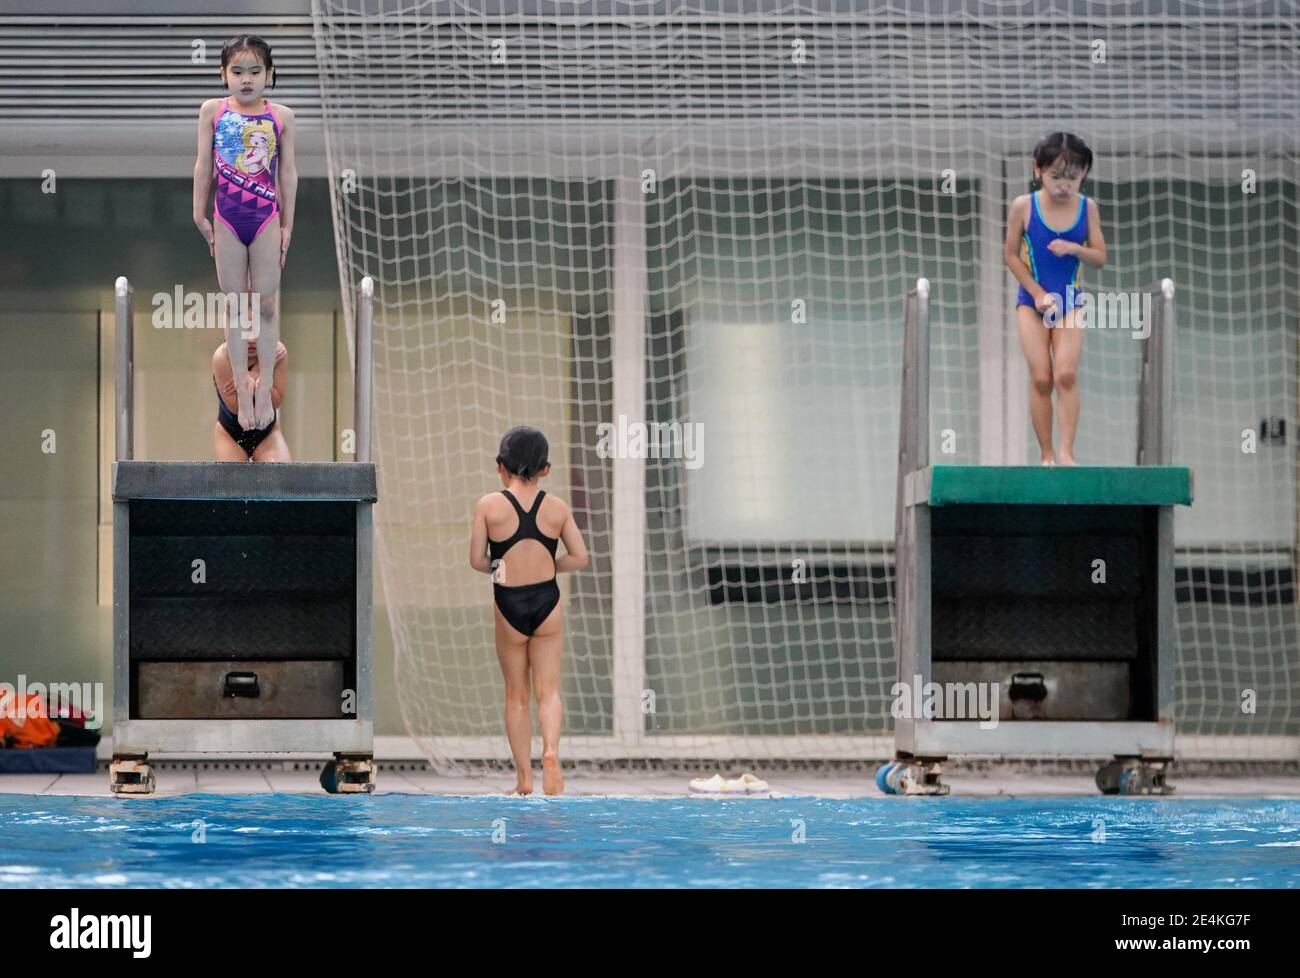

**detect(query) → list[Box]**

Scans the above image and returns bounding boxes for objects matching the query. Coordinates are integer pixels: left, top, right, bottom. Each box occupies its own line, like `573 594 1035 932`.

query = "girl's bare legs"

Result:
1050 308 1085 465
247 222 282 429
213 421 249 461
213 220 256 429
1017 304 1056 464
493 611 534 794
528 603 565 795
250 425 291 462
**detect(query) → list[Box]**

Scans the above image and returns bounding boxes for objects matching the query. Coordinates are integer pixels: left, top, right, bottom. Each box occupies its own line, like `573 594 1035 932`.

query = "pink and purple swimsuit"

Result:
212 96 282 246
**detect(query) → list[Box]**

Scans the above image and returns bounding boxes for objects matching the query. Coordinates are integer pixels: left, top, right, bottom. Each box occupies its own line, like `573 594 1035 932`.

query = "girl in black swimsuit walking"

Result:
469 427 589 795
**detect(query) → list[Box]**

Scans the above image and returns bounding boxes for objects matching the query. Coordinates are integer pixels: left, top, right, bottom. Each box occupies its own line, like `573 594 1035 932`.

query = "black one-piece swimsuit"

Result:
214 376 277 456
488 489 561 637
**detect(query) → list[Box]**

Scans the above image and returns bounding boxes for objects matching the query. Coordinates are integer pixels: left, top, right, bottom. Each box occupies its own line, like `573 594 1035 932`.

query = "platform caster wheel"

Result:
874 762 900 795
876 757 949 796
109 755 156 795
321 754 377 794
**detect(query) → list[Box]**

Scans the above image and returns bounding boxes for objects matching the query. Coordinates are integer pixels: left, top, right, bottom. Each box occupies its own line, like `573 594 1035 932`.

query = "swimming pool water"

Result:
0 794 1296 888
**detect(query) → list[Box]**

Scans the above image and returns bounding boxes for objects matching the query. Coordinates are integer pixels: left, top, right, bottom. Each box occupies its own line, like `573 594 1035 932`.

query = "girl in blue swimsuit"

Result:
1003 132 1108 466
469 427 589 795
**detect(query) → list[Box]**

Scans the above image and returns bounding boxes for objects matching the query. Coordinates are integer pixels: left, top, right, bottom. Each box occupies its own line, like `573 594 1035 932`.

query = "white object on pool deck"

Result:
688 774 729 794
689 772 771 796
733 773 771 794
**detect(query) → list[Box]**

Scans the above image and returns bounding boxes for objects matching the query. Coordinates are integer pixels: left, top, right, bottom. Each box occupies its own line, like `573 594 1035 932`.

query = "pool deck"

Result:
3 769 1300 798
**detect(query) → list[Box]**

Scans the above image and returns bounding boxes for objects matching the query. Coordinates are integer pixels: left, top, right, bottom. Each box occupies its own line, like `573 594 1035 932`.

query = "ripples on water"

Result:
0 795 1296 888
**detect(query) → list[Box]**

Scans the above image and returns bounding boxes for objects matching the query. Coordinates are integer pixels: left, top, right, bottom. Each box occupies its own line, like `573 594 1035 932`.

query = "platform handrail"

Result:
114 276 134 462
895 277 930 538
355 276 374 463
1138 277 1175 466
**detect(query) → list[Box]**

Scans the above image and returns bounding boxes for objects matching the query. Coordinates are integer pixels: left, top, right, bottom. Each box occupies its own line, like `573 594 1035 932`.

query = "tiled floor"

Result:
2 768 1299 798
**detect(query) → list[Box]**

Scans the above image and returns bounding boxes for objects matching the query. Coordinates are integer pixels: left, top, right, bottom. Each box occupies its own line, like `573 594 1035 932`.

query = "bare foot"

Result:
237 375 257 430
253 373 274 429
1057 453 1078 466
505 782 532 796
542 752 564 796
1039 453 1057 466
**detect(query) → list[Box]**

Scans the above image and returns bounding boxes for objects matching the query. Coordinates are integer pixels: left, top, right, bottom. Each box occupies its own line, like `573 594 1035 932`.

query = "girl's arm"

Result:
193 100 217 254
211 345 235 396
1003 195 1050 307
555 505 589 574
276 104 298 268
213 342 256 426
1051 197 1107 267
270 342 288 410
468 497 494 574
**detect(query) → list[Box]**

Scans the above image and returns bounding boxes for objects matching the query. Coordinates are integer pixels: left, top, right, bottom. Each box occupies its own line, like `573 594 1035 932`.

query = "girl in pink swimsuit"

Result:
193 34 298 448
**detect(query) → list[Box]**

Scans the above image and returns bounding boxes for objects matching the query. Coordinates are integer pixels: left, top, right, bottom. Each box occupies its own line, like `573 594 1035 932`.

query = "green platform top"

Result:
923 464 1193 507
